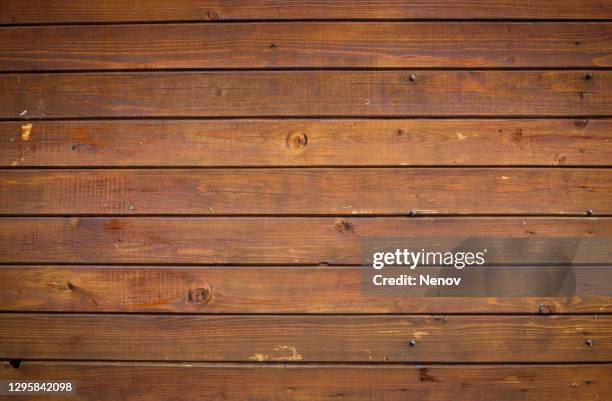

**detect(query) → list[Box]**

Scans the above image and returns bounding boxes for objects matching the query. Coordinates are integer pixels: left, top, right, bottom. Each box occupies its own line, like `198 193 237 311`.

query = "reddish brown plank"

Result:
2 23 611 71
1 0 611 23
1 119 610 167
1 168 610 215
0 314 609 362
0 217 606 264
1 362 610 401
2 71 609 118
1 266 610 314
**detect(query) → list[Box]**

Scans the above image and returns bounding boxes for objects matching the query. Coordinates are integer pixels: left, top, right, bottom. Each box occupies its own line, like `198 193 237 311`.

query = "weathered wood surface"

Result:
2 23 611 71
0 314 609 362
1 168 610 215
1 266 610 313
2 0 611 23
1 119 610 167
2 71 609 118
1 362 611 401
0 217 606 264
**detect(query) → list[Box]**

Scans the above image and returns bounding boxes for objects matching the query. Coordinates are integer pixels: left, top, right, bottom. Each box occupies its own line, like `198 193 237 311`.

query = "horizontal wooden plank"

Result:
1 266 610 313
2 71 609 118
1 168 610 215
2 362 611 401
0 217 606 264
0 314 609 361
1 0 611 23
2 23 611 71
2 119 611 167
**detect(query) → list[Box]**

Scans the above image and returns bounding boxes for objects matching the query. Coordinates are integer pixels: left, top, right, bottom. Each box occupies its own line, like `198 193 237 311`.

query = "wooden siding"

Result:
0 1 611 399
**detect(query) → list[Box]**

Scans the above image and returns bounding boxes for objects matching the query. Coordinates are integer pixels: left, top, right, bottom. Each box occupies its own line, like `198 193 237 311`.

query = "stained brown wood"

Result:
1 168 611 215
0 314 609 361
0 217 606 264
2 23 611 71
1 0 611 23
2 119 610 167
1 266 610 314
2 362 611 401
2 71 609 118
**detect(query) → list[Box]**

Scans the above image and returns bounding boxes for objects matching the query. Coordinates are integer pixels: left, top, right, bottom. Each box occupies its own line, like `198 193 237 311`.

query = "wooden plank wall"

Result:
0 1 611 399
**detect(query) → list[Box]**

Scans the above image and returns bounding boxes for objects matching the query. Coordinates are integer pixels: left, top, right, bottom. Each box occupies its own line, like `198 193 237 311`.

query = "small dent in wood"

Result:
419 367 438 382
72 143 99 152
433 315 448 324
510 128 523 146
574 119 589 129
249 345 303 362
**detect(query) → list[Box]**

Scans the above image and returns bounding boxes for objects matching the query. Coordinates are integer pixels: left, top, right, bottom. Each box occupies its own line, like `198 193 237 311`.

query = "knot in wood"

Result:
537 303 556 314
286 132 308 152
334 219 354 233
188 286 211 304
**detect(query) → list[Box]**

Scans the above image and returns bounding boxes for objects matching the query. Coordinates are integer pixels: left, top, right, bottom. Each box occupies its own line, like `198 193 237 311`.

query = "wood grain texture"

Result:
2 23 611 71
1 0 611 23
2 362 611 401
0 314 610 362
2 119 610 167
0 217 606 264
1 168 611 215
2 71 609 118
1 266 610 314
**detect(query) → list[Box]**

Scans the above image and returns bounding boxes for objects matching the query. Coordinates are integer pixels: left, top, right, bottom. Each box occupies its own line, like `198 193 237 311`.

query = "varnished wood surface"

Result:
1 0 611 392
1 266 610 313
0 314 609 362
1 119 610 167
2 0 612 23
2 71 609 118
1 168 610 215
2 23 611 71
1 362 610 401
0 217 606 264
